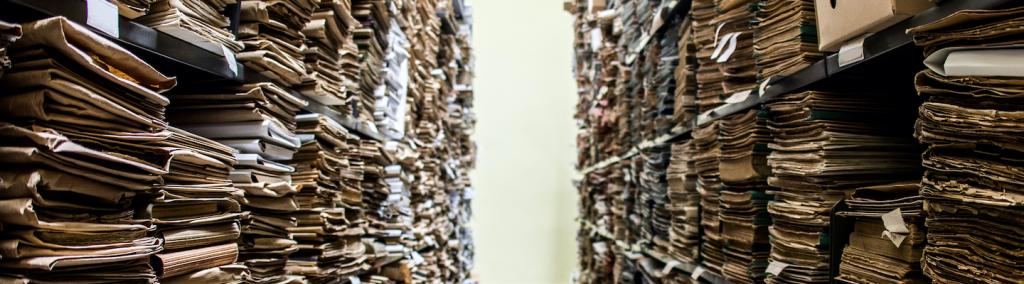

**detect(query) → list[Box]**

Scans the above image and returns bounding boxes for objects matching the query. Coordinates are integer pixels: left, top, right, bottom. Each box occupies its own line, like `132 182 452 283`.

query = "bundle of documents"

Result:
375 14 410 139
351 0 391 124
907 8 1024 283
238 0 314 88
0 17 176 283
753 0 821 80
0 20 20 78
693 121 725 275
674 20 698 126
835 181 928 284
764 90 921 284
651 24 681 137
667 141 701 263
299 0 359 106
577 236 619 284
135 0 244 54
638 146 673 255
718 109 772 284
283 114 370 281
119 0 159 18
709 0 757 94
690 0 725 112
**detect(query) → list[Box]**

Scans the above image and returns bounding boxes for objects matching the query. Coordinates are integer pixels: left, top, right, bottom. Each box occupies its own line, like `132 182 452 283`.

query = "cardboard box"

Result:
815 0 934 52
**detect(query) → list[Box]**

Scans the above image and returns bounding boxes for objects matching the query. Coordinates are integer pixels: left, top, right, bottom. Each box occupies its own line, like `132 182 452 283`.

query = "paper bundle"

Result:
709 0 758 94
764 90 921 284
135 0 244 54
0 17 177 283
238 0 315 88
718 109 772 284
0 20 20 78
650 23 681 137
667 141 701 263
674 20 698 126
351 0 391 124
835 182 928 284
908 7 1024 283
638 146 672 255
753 0 821 80
298 0 360 106
693 120 725 275
690 0 724 112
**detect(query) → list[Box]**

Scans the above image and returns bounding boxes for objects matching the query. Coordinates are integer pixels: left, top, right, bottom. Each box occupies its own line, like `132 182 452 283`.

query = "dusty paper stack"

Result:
764 90 921 284
667 141 701 263
907 7 1024 283
356 140 410 273
835 181 928 284
299 0 359 106
375 10 410 139
0 20 20 77
283 113 371 281
151 127 247 283
673 20 698 127
0 17 176 283
119 0 159 18
718 109 772 284
709 0 758 94
638 146 673 255
237 0 314 89
651 23 681 137
689 0 724 112
753 0 821 80
351 0 391 124
577 230 619 284
135 0 244 54
693 120 725 275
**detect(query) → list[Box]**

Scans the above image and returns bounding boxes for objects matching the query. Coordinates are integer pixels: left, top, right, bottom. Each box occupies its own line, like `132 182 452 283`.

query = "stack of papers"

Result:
237 0 315 88
351 0 391 124
283 114 370 282
693 120 725 275
674 20 698 127
299 0 359 106
0 17 176 283
0 20 20 77
639 146 673 255
374 12 409 139
835 182 927 284
667 141 701 263
764 91 921 284
690 0 724 112
719 109 772 284
753 0 821 79
908 8 1024 283
135 0 244 54
648 24 681 137
709 0 757 94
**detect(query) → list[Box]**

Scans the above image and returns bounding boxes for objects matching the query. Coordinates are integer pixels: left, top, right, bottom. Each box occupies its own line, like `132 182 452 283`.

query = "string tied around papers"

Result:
881 208 910 247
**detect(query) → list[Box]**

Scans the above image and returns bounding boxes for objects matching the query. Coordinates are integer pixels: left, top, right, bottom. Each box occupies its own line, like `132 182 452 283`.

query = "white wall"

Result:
467 0 578 283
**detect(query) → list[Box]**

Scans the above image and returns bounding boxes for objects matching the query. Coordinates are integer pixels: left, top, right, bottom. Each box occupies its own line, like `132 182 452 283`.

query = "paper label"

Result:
691 266 706 280
222 44 239 76
661 260 680 275
348 277 361 284
838 34 869 67
724 90 752 104
713 23 726 47
711 33 736 60
86 0 119 37
717 32 740 63
759 79 772 97
881 208 909 247
766 261 789 276
411 251 425 265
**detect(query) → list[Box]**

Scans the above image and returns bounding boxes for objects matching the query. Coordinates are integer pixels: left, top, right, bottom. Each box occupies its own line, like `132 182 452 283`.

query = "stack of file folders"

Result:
765 90 921 284
375 14 409 139
690 0 723 112
299 0 360 106
908 7 1024 283
835 181 928 284
753 0 821 80
709 0 757 94
0 20 20 77
694 120 725 275
638 146 672 255
652 24 680 137
134 0 244 54
673 20 698 127
0 17 176 283
237 0 314 89
718 109 772 284
667 141 701 263
351 0 390 124
283 113 370 281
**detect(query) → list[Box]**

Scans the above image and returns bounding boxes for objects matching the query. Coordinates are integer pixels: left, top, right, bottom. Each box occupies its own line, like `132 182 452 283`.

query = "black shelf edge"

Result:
0 0 243 82
576 120 695 176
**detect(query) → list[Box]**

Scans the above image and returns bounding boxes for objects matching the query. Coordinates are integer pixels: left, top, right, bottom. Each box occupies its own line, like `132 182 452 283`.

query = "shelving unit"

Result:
579 221 729 284
576 121 694 177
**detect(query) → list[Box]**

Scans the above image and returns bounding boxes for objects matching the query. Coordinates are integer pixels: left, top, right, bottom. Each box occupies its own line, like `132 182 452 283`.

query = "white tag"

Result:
717 32 740 63
881 208 910 247
691 266 706 280
766 261 789 276
882 230 908 247
86 0 119 37
713 23 726 47
838 34 870 67
222 44 239 76
758 79 772 97
348 276 361 284
724 90 752 104
411 251 425 265
590 28 602 52
710 33 736 60
661 260 680 275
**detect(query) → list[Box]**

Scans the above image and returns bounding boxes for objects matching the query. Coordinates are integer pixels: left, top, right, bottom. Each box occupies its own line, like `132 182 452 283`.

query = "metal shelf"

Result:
576 121 695 177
